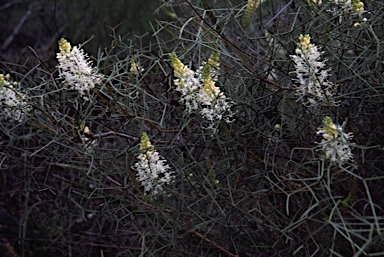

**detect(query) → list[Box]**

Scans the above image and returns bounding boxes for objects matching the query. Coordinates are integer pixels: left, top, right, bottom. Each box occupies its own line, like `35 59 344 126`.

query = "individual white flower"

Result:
132 132 174 197
290 34 338 106
316 116 354 165
0 74 30 122
56 38 103 101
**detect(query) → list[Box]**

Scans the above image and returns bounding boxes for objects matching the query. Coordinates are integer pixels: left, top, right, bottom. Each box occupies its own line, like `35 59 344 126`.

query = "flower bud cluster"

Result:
331 0 366 23
333 0 365 15
351 0 364 14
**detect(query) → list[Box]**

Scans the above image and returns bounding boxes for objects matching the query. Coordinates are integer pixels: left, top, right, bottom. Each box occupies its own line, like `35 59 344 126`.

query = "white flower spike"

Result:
132 132 174 197
170 51 234 132
317 116 354 165
56 38 103 101
290 34 338 107
0 74 30 122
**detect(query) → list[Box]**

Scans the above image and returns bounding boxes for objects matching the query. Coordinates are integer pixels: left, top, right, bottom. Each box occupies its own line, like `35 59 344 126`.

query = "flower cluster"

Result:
170 52 202 112
351 0 365 15
330 0 366 23
290 34 338 107
170 51 234 131
56 38 103 101
0 74 30 122
333 0 365 15
132 132 174 197
317 116 354 165
199 51 235 128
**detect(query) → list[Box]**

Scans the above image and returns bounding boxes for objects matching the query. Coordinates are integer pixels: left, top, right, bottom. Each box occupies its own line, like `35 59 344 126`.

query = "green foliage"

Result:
1 0 384 256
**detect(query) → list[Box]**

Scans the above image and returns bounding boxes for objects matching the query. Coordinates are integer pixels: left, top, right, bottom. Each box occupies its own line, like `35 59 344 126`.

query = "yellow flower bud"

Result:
170 52 185 79
140 132 153 152
59 38 71 54
321 116 338 140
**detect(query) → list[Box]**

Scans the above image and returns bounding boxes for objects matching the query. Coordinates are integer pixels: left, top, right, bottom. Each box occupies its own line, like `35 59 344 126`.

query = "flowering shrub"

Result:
1 0 383 256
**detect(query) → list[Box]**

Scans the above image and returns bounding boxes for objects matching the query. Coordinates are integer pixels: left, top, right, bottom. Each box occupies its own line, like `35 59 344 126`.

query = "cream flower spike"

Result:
170 51 234 132
317 116 354 165
0 74 30 122
290 34 338 107
56 38 103 101
132 132 174 197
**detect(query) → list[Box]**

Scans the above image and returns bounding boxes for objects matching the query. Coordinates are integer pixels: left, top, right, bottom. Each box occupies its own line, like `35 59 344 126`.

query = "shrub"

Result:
1 0 383 256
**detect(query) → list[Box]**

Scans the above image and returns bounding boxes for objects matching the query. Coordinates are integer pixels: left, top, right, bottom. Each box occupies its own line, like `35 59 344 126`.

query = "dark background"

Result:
0 0 164 68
